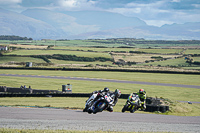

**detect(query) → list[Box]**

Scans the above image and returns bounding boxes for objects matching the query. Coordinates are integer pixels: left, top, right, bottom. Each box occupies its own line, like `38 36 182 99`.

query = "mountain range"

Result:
0 8 200 40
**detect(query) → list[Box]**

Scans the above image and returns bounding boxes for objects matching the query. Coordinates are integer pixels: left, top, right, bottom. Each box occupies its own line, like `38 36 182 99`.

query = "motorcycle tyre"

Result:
122 104 129 113
88 109 93 114
93 102 106 114
83 108 87 112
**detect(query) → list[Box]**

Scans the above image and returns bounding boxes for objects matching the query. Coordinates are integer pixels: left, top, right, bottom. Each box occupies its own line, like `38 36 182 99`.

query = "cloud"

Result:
0 0 23 12
106 0 200 26
0 0 22 4
0 0 199 27
171 0 180 2
56 0 97 10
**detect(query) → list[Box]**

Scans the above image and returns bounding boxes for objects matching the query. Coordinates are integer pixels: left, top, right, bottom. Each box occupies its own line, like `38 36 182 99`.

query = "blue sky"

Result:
0 0 200 27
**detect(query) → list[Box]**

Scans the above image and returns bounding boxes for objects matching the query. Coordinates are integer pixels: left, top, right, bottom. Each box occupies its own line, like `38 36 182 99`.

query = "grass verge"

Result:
0 97 199 116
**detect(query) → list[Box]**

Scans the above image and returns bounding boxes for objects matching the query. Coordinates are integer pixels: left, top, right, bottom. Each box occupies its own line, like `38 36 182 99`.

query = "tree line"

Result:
0 35 33 40
31 54 114 63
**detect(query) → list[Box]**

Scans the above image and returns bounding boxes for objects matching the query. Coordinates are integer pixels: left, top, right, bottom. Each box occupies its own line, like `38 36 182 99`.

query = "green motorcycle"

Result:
122 93 141 113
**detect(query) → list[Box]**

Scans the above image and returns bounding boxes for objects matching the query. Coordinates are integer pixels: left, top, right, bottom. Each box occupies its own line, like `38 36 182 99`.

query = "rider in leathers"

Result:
136 89 146 110
106 89 121 112
90 87 110 101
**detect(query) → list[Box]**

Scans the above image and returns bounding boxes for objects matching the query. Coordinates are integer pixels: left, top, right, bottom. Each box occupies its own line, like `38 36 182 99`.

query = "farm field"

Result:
1 39 200 72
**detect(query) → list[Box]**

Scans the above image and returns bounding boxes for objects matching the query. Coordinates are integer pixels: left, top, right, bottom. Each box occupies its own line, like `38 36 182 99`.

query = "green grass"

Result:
1 40 125 47
1 75 199 101
2 44 200 70
1 69 200 102
1 97 200 116
5 49 112 58
0 56 45 64
138 48 183 54
1 39 200 48
143 58 188 66
191 57 200 62
54 46 135 52
184 49 200 54
50 59 113 66
1 70 199 86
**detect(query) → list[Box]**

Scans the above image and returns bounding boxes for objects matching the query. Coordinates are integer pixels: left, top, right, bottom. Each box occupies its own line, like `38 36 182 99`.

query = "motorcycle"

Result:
122 93 141 113
83 93 98 112
88 93 114 114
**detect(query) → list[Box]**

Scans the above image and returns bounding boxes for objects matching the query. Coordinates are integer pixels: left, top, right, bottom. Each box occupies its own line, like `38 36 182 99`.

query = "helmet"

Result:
139 89 145 95
104 87 109 92
114 89 121 98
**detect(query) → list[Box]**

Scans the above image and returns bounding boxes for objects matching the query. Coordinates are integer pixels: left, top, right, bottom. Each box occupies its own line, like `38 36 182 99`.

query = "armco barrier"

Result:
0 93 90 97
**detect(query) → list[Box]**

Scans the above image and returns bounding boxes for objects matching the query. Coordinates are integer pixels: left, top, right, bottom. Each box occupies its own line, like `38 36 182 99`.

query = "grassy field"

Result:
142 58 188 66
0 69 200 116
137 48 183 54
5 49 112 58
0 56 45 64
184 49 200 54
1 39 200 117
1 40 200 71
0 97 200 116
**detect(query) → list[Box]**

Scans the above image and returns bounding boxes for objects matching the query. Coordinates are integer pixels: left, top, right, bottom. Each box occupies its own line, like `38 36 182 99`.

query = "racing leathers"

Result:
136 90 146 110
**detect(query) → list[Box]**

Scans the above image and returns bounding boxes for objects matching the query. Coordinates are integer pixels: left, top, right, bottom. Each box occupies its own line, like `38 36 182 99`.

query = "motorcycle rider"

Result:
106 89 121 112
136 89 146 111
84 87 110 112
91 87 110 95
90 87 110 100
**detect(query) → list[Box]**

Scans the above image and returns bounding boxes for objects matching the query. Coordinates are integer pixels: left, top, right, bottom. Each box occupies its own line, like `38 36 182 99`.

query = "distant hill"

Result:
21 9 100 36
60 10 147 30
0 8 200 40
69 23 200 40
21 9 147 36
0 8 62 39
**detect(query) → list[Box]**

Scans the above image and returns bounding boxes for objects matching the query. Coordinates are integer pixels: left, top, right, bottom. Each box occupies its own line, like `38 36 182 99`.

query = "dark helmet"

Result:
139 89 145 95
104 87 109 92
114 89 121 98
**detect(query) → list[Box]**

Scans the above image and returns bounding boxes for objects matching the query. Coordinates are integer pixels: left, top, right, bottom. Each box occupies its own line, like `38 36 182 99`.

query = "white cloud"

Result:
107 7 141 15
145 20 174 27
106 0 200 27
0 0 22 4
171 0 181 3
192 4 200 8
57 0 97 10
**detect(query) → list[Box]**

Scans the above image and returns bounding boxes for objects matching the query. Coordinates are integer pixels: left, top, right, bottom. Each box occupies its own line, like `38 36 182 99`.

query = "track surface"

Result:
0 107 200 132
1 74 200 89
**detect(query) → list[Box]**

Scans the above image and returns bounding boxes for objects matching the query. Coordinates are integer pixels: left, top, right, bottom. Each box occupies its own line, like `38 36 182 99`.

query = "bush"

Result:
193 61 200 65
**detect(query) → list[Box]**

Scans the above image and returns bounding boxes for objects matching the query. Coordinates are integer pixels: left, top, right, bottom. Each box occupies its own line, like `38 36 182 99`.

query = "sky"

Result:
0 0 200 27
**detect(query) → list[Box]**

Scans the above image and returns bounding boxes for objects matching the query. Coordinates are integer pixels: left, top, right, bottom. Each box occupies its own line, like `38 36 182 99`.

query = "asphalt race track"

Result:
0 107 200 132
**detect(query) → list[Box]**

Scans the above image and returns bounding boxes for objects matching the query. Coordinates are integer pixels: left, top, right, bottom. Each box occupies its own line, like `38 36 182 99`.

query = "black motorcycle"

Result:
88 93 114 114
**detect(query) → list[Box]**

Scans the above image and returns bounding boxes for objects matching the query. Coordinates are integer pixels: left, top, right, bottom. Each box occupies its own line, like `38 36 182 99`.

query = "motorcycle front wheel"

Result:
93 102 106 114
122 104 129 113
